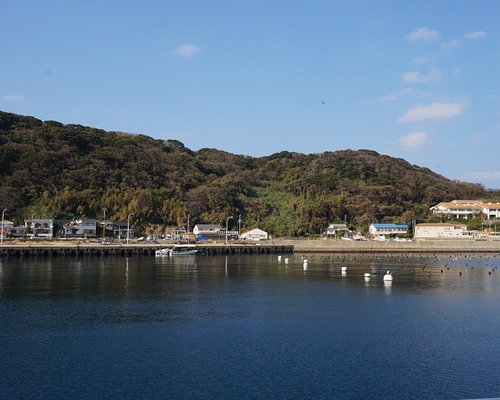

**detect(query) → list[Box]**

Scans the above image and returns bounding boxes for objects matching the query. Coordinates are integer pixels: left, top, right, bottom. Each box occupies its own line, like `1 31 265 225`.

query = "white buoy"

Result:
278 255 282 262
341 266 347 272
284 258 289 264
383 270 393 281
364 272 371 277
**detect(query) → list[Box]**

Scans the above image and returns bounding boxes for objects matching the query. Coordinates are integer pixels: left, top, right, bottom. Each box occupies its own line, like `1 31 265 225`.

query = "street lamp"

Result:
225 215 233 245
127 213 134 245
102 209 106 239
1 209 7 245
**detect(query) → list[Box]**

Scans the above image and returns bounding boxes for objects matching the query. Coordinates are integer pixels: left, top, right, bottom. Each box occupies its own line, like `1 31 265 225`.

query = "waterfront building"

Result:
192 224 222 235
0 220 14 240
240 228 268 241
430 199 500 221
325 223 348 238
113 221 132 239
59 219 98 238
414 223 468 239
24 219 54 239
430 200 484 219
482 202 500 220
369 223 408 239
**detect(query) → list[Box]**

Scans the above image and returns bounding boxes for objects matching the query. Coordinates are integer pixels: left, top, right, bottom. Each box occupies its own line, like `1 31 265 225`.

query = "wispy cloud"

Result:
441 40 460 51
398 102 465 123
172 44 202 58
399 132 432 149
401 67 443 83
407 27 440 42
464 31 486 40
1 94 26 103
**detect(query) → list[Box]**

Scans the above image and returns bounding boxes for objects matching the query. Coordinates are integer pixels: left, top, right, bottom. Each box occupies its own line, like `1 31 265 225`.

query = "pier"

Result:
0 243 294 258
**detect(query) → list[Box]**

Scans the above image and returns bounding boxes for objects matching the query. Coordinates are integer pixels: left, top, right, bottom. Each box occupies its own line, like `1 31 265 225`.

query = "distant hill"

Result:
1 110 497 236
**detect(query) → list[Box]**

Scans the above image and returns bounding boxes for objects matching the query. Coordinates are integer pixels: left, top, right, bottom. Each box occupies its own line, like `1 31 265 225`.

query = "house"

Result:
25 219 54 239
240 228 268 241
414 223 467 239
482 203 500 220
325 224 348 237
59 219 98 238
113 221 132 239
0 220 14 240
192 224 222 235
369 223 408 238
430 200 484 220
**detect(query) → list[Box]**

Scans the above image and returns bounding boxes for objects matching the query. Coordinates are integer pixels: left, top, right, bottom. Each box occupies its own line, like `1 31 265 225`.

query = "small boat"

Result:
155 244 198 256
155 248 171 256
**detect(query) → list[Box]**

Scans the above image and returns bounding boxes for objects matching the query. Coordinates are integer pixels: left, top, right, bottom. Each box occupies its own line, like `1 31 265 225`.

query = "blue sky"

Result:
2 0 500 188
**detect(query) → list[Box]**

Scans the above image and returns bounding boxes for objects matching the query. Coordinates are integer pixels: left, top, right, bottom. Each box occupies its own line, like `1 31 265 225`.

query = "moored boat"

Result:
155 244 198 256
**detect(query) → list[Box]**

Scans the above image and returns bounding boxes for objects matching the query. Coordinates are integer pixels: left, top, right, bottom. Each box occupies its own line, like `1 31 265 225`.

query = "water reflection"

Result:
0 253 499 299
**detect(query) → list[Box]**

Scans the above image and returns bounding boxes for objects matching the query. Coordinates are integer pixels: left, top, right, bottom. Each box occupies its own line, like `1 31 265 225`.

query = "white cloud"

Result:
407 27 440 42
172 44 202 58
1 94 26 103
464 31 486 40
401 67 443 83
465 171 500 181
398 102 465 123
441 40 460 51
399 132 431 149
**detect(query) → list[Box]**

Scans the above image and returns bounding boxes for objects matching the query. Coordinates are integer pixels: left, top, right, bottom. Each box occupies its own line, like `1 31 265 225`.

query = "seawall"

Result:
276 239 500 253
0 243 294 257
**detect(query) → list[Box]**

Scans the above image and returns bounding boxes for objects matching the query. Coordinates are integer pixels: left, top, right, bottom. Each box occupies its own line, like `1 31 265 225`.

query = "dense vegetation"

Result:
1 110 497 236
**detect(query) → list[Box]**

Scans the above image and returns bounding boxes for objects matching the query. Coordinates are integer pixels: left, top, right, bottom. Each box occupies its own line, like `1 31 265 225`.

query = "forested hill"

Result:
0 110 496 235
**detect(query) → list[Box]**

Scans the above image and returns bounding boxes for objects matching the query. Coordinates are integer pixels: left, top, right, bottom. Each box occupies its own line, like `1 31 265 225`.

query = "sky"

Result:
2 0 500 188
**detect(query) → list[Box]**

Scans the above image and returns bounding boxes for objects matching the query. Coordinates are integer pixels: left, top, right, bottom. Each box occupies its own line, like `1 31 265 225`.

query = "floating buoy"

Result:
284 258 289 264
383 271 393 281
341 266 347 272
278 255 282 262
364 272 371 277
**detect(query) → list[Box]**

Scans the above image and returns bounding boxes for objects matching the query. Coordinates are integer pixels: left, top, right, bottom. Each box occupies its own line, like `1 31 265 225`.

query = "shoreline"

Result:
0 238 499 255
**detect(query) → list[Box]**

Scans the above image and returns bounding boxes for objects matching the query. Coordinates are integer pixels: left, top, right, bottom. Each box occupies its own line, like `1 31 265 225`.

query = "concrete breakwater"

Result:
0 243 294 257
1 239 499 258
277 239 500 253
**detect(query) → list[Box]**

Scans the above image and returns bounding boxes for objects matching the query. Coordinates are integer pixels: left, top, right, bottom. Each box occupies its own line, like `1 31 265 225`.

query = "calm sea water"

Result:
1 253 500 400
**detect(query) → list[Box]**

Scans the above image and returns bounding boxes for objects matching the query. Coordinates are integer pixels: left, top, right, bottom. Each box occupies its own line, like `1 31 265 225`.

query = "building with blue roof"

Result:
369 223 409 238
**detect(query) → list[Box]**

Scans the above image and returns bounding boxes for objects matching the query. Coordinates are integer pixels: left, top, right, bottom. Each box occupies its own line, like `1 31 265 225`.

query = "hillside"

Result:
0 110 496 236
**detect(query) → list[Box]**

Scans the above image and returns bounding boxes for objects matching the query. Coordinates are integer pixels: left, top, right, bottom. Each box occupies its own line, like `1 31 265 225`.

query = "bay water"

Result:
1 253 500 399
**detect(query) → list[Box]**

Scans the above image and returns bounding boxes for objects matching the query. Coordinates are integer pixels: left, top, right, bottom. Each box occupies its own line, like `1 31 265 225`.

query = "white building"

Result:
414 223 467 239
25 219 54 239
192 224 222 235
369 223 408 238
325 224 348 237
482 203 500 220
61 219 98 238
240 228 268 241
430 200 484 220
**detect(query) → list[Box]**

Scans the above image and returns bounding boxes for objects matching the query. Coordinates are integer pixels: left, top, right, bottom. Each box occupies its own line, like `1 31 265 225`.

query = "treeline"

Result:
0 110 497 235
